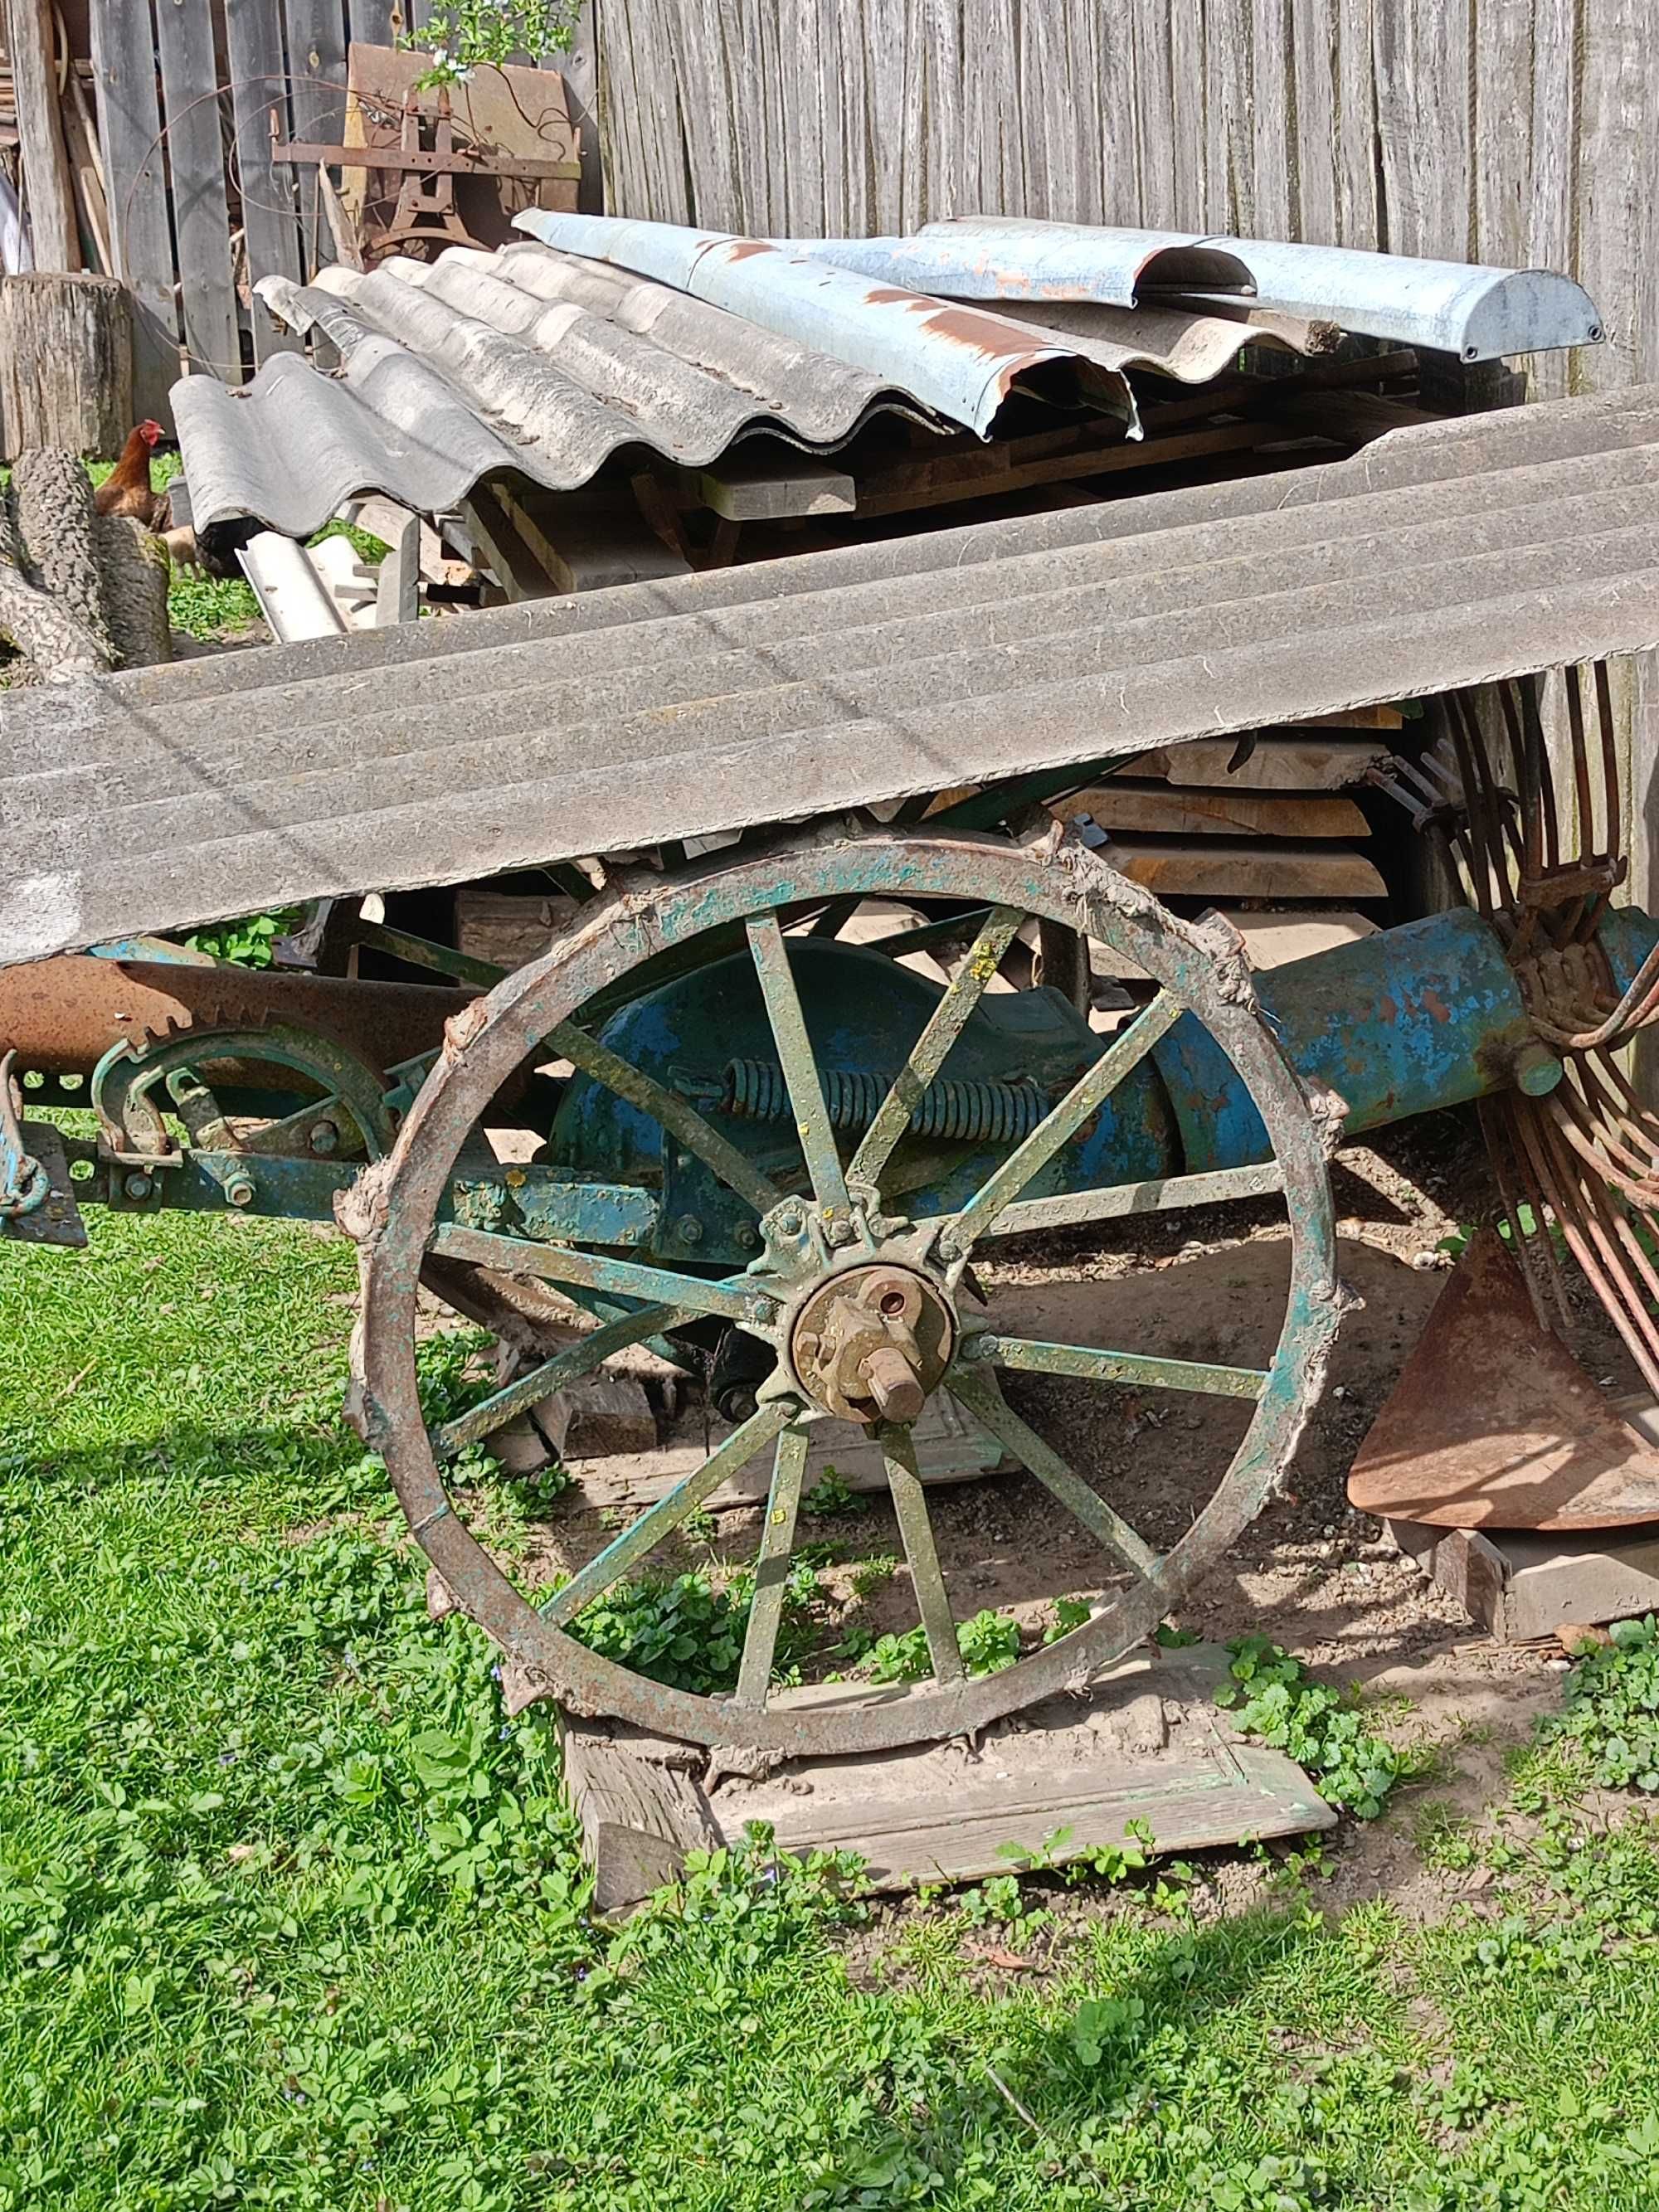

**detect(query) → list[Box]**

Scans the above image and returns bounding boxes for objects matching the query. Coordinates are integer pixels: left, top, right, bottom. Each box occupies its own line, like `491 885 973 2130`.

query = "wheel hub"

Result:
787 1259 956 1425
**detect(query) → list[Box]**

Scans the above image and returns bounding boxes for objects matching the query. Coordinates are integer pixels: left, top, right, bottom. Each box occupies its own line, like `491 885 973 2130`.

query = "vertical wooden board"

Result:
837 0 874 230
777 0 825 232
1289 0 1336 243
1062 1 1103 225
89 0 180 424
1131 0 1178 230
1518 0 1575 401
346 0 395 39
223 0 304 360
1251 0 1293 239
1472 0 1534 271
866 0 908 235
153 0 241 382
283 0 351 276
1371 0 1470 260
1094 0 1136 223
1167 0 1205 227
1332 0 1379 246
664 0 728 224
920 0 962 226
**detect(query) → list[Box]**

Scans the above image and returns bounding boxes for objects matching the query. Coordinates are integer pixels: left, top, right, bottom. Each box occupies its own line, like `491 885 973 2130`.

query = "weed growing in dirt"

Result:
863 1607 1021 1682
1219 1639 1409 1818
1548 1614 1659 1790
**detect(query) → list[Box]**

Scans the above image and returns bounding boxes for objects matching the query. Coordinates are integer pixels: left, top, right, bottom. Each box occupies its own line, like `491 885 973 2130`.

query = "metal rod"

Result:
948 1366 1160 1580
973 1333 1267 1401
541 1399 795 1628
433 1303 690 1460
849 904 1025 1194
984 1159 1283 1238
878 1422 964 1685
431 1222 776 1328
731 1426 810 1709
746 913 853 1225
941 992 1182 1257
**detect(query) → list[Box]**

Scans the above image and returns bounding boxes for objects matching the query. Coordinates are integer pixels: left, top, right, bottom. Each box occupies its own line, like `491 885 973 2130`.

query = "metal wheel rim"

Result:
352 827 1343 1755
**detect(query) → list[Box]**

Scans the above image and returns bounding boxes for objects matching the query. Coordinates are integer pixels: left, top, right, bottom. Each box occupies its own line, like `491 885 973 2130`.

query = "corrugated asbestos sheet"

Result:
173 227 1330 538
7 385 1659 966
776 218 1606 362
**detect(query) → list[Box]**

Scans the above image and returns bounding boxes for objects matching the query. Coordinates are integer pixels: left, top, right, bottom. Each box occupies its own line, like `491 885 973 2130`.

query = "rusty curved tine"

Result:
941 992 1183 1257
848 904 1026 1194
540 1398 795 1631
1556 1064 1659 1198
878 1422 964 1685
1442 697 1494 917
1513 1098 1659 1395
1585 1051 1659 1164
949 1363 1160 1581
1530 938 1659 1051
1480 1098 1570 1334
732 1424 811 1709
1540 1096 1659 1336
551 1018 783 1221
746 912 853 1223
434 1302 691 1461
1497 679 1544 883
1451 692 1519 912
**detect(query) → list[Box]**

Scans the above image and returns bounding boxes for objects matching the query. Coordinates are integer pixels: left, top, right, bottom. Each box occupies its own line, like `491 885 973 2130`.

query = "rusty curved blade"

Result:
1349 1226 1659 1531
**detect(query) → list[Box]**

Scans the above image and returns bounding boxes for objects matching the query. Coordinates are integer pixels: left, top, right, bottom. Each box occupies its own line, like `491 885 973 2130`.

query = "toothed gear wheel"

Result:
91 1012 397 1164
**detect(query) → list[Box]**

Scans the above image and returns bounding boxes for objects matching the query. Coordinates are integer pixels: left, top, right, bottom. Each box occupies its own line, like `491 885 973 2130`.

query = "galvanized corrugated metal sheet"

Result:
7 386 1659 966
781 217 1607 362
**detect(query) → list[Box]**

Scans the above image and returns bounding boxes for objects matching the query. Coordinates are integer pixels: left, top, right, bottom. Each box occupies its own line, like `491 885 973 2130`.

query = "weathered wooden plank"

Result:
283 0 353 276
557 1713 721 1917
5 0 79 268
1518 0 1577 403
690 454 856 520
1130 0 1178 231
222 0 304 362
1052 781 1370 839
1207 0 1255 235
1371 0 1472 260
1166 0 1205 227
346 0 396 40
499 483 693 591
1251 0 1294 240
1333 0 1379 246
1146 734 1395 790
1289 0 1338 243
88 0 180 422
154 0 241 381
1092 834 1384 901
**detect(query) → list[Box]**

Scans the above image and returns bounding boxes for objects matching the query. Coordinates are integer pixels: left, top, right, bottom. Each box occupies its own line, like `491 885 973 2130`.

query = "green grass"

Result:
6 1211 1659 2208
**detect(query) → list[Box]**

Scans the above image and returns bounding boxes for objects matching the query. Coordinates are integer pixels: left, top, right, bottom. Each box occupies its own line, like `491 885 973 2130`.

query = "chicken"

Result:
94 419 171 533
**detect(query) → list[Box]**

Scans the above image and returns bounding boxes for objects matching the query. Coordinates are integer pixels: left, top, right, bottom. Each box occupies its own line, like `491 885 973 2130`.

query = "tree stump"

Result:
0 273 133 461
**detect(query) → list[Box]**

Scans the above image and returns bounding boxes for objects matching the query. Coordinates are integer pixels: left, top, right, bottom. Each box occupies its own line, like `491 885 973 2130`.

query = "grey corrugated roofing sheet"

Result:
7 384 1659 966
781 217 1607 362
175 229 1331 539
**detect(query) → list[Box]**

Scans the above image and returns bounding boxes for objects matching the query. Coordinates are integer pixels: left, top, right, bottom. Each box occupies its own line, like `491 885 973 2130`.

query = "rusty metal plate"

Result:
1349 1227 1659 1531
2 1121 87 1247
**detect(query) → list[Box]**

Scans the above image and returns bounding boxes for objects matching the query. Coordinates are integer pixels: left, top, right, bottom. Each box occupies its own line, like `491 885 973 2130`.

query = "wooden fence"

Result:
591 0 1659 913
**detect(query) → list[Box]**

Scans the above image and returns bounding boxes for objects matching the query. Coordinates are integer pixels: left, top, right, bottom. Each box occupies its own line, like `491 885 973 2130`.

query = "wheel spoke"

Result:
848 904 1026 1193
746 913 853 1223
940 992 1183 1257
541 1399 795 1627
433 1302 691 1461
971 1334 1267 1402
550 1018 782 1219
732 1425 810 1708
880 1422 963 1685
980 1159 1284 1238
431 1222 776 1330
948 1365 1160 1581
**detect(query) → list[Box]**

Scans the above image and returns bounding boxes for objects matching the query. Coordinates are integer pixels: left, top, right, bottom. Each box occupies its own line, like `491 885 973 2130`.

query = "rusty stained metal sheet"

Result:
1349 1228 1659 1531
513 211 1143 438
785 217 1606 363
10 384 1659 966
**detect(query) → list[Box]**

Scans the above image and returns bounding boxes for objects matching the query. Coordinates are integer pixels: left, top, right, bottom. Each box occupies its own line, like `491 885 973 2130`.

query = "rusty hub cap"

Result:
786 1260 956 1424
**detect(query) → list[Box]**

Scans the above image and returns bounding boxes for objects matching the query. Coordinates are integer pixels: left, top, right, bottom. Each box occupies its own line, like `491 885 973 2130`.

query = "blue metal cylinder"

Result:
1154 906 1545 1173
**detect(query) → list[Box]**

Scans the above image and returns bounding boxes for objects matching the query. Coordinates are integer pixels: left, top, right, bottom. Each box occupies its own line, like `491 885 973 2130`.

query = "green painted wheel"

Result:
349 827 1342 1758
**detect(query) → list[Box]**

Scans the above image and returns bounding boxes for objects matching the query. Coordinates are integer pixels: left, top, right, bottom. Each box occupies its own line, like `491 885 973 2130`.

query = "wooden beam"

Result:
221 0 304 363
498 483 693 593
1146 734 1396 790
1052 781 1370 839
1097 835 1386 901
89 0 182 420
853 418 1268 520
687 453 857 520
153 0 241 381
4 0 79 269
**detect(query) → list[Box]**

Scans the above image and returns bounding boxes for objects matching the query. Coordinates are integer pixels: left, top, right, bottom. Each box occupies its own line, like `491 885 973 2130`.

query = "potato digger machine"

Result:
7 386 1659 1775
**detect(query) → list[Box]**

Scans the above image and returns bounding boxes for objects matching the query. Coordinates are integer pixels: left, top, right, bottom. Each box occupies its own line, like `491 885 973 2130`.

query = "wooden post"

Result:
2 0 80 270
0 272 133 459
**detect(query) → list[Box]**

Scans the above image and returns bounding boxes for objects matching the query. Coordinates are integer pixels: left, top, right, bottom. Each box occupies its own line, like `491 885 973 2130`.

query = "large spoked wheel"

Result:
350 827 1343 1757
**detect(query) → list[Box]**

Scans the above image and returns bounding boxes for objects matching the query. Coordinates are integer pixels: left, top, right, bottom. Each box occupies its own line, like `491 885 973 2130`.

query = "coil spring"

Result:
721 1059 1045 1143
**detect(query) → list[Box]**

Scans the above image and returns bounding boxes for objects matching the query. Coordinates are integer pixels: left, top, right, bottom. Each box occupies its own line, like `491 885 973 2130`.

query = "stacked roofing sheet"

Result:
7 385 1659 966
174 224 1338 538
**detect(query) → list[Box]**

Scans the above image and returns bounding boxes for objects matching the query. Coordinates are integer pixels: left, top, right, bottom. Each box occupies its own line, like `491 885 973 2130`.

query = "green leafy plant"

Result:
1044 1596 1092 1643
1548 1614 1659 1790
566 1563 820 1694
803 1470 856 1516
1217 1638 1408 1818
867 1608 1021 1683
403 0 581 84
182 907 305 967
